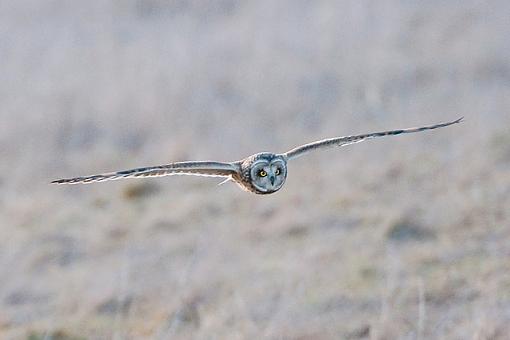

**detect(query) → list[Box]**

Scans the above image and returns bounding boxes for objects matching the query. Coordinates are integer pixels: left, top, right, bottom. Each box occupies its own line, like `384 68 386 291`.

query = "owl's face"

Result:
248 153 287 194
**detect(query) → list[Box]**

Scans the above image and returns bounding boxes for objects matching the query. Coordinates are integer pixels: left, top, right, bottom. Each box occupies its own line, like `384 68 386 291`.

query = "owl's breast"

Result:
231 171 259 194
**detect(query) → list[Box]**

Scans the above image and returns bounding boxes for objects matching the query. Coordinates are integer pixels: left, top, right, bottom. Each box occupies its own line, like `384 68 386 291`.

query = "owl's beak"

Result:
269 175 275 185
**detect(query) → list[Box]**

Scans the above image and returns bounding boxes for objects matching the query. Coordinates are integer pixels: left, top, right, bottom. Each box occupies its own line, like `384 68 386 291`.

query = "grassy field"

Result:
1 1 510 339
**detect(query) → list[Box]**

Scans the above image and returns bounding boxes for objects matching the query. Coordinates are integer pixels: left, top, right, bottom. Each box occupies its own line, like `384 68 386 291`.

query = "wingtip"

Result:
51 179 75 185
454 116 464 124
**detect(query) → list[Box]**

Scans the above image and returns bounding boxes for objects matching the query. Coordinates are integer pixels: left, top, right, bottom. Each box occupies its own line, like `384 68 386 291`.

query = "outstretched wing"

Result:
284 117 463 160
52 161 239 184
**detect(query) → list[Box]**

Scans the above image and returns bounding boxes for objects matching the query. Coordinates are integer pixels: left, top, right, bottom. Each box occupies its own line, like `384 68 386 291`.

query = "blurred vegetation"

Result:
1 0 509 339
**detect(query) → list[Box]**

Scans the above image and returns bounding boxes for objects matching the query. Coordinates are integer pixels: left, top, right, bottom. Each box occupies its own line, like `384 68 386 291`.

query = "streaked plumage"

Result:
52 117 462 194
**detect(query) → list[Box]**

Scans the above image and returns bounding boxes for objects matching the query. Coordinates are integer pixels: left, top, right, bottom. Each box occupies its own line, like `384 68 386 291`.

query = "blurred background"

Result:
1 0 510 339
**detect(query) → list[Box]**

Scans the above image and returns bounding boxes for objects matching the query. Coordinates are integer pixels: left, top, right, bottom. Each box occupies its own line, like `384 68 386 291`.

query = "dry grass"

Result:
1 0 510 339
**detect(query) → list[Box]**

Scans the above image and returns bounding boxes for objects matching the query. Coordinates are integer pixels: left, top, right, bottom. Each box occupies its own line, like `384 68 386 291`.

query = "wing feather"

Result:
52 161 238 184
284 117 463 160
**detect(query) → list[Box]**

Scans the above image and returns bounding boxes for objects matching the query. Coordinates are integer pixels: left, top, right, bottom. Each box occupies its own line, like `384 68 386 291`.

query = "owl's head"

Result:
247 153 287 194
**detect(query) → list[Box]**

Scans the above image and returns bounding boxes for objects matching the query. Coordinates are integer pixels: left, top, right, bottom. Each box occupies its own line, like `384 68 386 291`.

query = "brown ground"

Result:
1 1 510 339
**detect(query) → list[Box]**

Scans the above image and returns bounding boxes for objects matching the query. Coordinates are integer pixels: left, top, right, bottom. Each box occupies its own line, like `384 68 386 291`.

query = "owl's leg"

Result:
217 177 233 186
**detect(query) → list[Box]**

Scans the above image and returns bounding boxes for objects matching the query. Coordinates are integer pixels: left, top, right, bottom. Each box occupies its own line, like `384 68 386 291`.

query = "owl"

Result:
52 118 462 194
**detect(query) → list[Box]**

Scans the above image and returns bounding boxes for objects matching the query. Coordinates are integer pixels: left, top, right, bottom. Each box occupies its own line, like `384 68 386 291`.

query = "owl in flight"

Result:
53 118 462 194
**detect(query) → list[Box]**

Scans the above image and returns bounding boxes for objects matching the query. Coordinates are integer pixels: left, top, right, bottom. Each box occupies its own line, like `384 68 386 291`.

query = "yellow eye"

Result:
275 168 281 175
258 170 267 177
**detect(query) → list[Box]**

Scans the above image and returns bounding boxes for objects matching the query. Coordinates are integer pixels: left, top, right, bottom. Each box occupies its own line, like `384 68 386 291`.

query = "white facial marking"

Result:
250 157 286 193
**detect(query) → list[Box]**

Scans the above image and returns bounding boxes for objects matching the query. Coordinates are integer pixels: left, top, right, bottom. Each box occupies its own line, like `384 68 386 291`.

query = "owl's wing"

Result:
284 117 463 160
52 161 239 184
